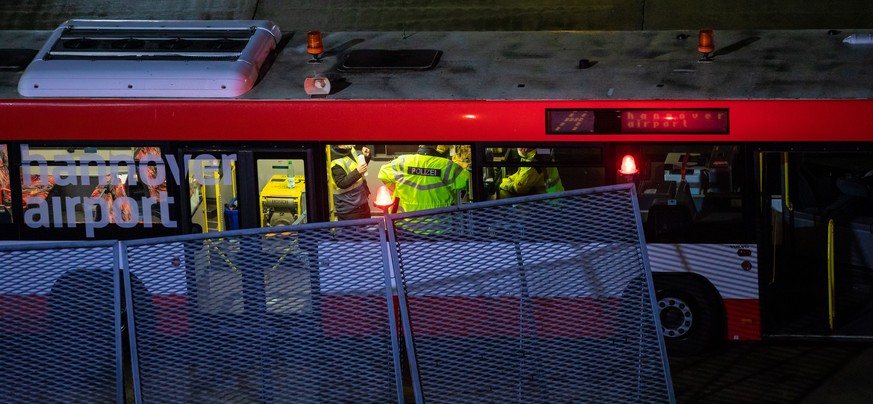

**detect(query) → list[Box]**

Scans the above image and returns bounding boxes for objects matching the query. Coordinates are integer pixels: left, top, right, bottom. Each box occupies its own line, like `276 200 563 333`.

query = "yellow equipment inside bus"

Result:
260 174 306 227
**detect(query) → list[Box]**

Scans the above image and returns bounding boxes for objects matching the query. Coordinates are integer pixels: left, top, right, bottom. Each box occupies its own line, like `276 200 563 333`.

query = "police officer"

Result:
498 147 564 199
329 144 372 220
378 145 470 212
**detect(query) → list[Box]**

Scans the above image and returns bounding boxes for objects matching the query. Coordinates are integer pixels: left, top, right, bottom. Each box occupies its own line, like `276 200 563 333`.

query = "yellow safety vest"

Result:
330 148 368 215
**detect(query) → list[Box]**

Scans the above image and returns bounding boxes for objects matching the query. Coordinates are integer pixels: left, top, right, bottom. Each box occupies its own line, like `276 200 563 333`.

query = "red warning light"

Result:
374 185 395 210
619 155 639 176
307 31 324 56
698 29 714 54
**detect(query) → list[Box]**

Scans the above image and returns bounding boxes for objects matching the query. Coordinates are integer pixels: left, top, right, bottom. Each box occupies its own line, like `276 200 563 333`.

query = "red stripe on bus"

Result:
2 99 873 142
531 297 620 338
409 296 622 338
0 294 49 333
407 296 522 337
321 295 392 337
321 295 621 338
724 298 761 341
153 294 189 335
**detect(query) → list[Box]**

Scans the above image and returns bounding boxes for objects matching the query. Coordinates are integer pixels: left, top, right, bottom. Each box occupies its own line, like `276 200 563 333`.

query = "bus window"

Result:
630 144 746 244
483 146 605 200
20 145 173 238
183 149 312 232
338 144 471 216
257 158 306 227
786 152 873 217
188 153 239 233
0 144 10 223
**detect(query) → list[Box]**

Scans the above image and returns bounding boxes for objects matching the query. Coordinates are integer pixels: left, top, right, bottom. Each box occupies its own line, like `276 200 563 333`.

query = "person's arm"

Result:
451 164 471 190
377 157 396 186
499 171 516 193
332 163 362 189
501 167 538 195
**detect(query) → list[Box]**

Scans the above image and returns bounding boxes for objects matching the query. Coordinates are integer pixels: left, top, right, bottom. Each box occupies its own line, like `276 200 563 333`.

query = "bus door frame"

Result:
759 145 870 337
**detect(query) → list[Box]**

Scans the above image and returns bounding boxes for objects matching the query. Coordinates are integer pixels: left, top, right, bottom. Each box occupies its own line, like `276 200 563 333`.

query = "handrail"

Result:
199 166 208 233
758 152 764 207
827 219 836 331
214 168 223 232
200 160 224 232
783 152 793 212
680 152 689 182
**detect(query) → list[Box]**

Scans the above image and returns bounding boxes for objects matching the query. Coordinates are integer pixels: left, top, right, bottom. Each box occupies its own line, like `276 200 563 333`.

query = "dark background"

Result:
3 1 873 31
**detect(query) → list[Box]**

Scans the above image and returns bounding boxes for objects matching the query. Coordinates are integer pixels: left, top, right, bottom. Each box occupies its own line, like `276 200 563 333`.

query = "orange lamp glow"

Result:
374 185 395 210
307 31 324 55
698 29 714 54
619 154 639 176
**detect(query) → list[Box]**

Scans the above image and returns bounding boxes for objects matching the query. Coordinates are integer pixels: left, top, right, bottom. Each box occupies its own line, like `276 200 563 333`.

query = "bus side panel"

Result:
648 243 760 341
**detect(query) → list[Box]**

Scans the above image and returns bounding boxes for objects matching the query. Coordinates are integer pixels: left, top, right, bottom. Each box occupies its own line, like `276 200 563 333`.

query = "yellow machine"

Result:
259 174 306 227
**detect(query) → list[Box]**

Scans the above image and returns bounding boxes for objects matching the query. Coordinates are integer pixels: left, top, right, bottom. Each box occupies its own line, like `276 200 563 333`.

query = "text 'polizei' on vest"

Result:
407 167 441 176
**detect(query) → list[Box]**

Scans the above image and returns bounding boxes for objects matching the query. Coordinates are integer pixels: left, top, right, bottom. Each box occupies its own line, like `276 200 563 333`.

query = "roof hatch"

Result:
338 49 442 71
18 19 281 98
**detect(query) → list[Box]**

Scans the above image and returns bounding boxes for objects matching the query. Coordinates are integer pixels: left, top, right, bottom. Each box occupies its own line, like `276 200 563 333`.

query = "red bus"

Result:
2 20 873 356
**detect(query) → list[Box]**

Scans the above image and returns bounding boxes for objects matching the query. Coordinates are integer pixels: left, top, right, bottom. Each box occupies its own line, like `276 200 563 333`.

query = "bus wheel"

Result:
654 274 724 357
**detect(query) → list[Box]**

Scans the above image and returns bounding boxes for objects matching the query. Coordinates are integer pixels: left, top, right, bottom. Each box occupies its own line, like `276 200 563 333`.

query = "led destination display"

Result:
547 109 729 134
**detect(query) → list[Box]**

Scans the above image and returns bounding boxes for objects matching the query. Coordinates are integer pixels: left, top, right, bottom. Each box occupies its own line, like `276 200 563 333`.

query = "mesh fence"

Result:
0 184 671 403
123 220 402 403
0 241 122 404
389 184 673 403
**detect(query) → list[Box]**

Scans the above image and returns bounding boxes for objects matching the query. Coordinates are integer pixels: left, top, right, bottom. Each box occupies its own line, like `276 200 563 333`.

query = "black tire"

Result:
654 273 725 356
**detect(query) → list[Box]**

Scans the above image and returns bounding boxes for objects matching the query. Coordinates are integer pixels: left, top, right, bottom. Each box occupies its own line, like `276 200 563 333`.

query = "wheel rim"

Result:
658 296 693 338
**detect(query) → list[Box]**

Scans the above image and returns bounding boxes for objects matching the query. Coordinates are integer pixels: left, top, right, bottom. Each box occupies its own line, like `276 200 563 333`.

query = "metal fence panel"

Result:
122 220 403 403
0 241 122 404
0 184 671 404
389 184 674 403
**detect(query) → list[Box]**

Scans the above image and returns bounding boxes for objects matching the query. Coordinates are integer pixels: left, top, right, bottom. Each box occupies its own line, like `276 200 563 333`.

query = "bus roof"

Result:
2 28 873 101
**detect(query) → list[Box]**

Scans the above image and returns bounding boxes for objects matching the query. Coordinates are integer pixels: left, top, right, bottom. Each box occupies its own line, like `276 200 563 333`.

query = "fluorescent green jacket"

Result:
378 152 470 212
498 156 564 198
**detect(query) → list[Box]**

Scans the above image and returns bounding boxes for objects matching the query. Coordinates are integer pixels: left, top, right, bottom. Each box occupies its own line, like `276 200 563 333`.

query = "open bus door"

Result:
761 149 873 339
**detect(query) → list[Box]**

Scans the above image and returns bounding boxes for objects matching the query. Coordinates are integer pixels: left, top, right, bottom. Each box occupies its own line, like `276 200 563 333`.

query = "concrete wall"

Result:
254 1 641 31
2 0 873 31
0 0 258 30
644 1 873 30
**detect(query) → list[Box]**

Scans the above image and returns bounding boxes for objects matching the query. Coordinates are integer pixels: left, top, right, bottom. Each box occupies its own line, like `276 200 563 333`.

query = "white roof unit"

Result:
18 19 281 98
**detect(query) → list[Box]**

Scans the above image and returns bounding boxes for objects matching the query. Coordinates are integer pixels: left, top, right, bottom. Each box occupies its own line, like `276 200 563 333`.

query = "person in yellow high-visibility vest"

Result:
377 145 470 213
329 144 372 220
498 147 564 199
